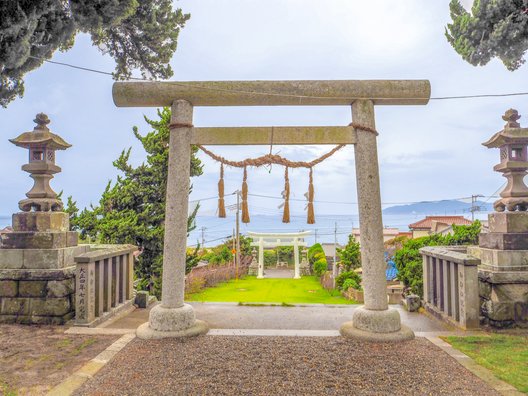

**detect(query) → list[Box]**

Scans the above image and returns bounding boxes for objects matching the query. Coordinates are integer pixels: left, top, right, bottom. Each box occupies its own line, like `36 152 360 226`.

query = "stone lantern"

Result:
482 109 528 212
9 113 71 212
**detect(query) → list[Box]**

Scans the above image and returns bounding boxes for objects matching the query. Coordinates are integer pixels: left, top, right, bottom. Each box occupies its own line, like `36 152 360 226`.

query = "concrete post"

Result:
257 237 264 279
340 100 414 342
137 100 208 339
293 237 301 279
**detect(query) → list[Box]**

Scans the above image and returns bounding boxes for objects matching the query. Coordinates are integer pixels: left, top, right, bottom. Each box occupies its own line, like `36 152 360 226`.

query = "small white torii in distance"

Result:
248 231 311 279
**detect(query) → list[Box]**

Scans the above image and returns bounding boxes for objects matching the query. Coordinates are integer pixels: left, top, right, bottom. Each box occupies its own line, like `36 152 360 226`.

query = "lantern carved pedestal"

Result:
0 114 84 325
476 109 528 327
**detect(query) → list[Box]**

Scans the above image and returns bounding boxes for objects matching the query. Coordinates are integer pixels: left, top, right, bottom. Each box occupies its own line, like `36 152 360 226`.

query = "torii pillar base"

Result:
136 304 209 339
340 307 414 342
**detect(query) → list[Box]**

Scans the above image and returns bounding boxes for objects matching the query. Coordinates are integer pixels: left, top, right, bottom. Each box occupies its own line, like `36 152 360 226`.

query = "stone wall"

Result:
0 268 75 324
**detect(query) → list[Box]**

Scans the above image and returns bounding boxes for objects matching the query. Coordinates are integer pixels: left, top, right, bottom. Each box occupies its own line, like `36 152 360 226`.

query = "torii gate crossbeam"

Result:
113 79 431 342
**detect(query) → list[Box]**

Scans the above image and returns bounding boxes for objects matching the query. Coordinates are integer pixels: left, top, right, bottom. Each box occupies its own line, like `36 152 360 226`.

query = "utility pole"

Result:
314 229 318 244
470 194 484 221
232 228 235 268
201 226 206 248
235 190 241 280
332 222 338 287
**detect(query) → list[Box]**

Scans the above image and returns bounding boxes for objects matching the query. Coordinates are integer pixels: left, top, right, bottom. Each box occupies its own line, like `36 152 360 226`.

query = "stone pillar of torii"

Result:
112 79 430 342
247 231 311 279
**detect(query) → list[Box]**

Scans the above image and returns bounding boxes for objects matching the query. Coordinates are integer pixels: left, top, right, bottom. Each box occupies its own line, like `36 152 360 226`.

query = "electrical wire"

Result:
30 55 528 102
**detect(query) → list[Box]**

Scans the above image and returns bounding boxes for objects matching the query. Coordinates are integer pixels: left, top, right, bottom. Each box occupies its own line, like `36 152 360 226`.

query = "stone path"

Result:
106 302 451 334
263 268 295 278
74 336 499 396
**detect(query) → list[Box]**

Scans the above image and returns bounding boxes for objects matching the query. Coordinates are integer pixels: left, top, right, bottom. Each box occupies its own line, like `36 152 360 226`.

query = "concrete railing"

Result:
420 246 480 329
74 244 137 326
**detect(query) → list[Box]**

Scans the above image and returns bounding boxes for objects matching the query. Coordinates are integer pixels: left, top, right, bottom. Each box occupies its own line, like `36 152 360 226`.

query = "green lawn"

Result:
443 334 528 393
186 276 355 305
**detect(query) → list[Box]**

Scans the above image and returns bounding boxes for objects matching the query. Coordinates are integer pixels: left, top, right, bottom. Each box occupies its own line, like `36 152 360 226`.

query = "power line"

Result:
30 55 528 102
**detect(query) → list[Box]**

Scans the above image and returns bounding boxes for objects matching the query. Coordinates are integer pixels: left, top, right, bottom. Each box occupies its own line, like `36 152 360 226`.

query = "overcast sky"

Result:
1 0 526 219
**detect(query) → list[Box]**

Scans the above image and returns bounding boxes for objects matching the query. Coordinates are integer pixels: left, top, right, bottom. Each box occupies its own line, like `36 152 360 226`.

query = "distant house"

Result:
0 226 12 234
0 226 13 246
352 228 400 245
408 216 472 238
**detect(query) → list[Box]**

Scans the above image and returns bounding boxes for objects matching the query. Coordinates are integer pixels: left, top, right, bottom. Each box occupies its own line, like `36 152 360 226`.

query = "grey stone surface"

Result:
136 319 208 339
405 294 421 312
113 80 431 107
18 280 47 297
479 247 528 269
0 267 75 281
12 211 70 233
30 297 71 316
1 231 75 249
148 303 196 332
479 280 492 299
22 248 65 269
47 278 74 298
0 280 17 297
352 100 387 312
482 300 514 321
0 249 24 269
488 212 528 233
135 291 149 308
1 298 29 315
479 232 528 250
350 306 402 333
340 322 415 342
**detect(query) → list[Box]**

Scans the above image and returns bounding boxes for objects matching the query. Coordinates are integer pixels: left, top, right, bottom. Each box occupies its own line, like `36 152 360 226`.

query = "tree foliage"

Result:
337 234 361 272
394 221 482 297
0 0 189 107
67 107 203 297
446 0 528 71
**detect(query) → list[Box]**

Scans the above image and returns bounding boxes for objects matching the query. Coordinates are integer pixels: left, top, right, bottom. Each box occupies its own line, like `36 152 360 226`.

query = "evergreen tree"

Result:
446 0 528 71
337 234 361 272
0 0 189 107
67 107 203 297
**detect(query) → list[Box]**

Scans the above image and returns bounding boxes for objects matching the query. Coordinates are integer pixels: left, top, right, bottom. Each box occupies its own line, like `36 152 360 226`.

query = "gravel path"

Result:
75 336 498 396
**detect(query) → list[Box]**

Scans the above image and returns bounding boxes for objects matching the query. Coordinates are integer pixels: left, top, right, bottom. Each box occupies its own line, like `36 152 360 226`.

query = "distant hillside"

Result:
383 200 492 215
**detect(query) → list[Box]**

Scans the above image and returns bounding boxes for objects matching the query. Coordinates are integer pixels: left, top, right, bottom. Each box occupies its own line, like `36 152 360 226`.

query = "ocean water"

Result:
0 212 490 247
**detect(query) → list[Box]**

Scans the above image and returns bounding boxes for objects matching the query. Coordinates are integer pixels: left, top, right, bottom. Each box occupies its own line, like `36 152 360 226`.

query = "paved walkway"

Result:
107 302 452 334
264 268 295 278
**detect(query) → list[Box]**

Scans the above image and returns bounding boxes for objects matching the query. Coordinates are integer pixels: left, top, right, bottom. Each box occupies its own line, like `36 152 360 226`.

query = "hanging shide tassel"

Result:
218 163 226 218
282 166 290 223
241 166 250 223
307 167 315 224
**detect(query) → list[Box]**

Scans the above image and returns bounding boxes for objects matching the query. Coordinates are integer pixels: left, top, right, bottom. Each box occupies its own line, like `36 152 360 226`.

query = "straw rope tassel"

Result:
218 164 226 218
307 168 315 224
241 166 250 223
282 167 290 223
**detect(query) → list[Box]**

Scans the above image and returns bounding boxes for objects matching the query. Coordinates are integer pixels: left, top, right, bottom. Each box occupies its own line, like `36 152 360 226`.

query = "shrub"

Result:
313 258 328 277
207 245 233 265
336 271 362 291
342 277 362 291
394 220 481 297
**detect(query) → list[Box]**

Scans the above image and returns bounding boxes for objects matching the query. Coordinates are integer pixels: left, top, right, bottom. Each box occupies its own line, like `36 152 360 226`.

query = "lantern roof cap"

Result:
483 109 528 148
9 113 71 150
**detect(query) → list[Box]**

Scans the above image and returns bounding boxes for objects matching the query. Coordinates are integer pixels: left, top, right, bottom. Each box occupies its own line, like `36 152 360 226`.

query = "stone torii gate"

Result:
112 79 431 341
248 231 311 279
